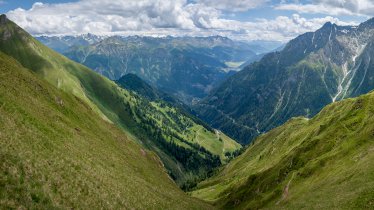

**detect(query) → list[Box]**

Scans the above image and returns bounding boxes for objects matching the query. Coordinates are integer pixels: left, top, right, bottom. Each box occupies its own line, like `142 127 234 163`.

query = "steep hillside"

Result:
115 74 241 188
60 35 256 103
195 18 374 144
116 73 177 103
0 52 211 209
116 73 212 128
192 91 374 209
0 14 240 188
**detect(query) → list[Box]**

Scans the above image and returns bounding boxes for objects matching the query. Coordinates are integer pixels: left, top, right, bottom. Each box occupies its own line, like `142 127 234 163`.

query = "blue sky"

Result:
0 0 78 13
1 0 371 41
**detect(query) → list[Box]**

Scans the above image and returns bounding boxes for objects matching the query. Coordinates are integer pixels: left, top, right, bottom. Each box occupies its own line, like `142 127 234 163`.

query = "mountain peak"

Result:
359 17 374 29
116 73 159 101
0 14 8 25
363 17 374 24
321 21 336 30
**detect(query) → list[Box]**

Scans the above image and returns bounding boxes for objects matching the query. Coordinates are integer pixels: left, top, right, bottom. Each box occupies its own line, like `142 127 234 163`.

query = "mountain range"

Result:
36 33 105 53
38 35 261 103
195 18 374 144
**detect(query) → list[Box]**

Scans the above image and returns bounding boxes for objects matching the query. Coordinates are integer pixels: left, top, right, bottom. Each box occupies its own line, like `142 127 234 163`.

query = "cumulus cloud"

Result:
7 0 197 34
6 0 357 41
194 0 268 12
213 14 356 41
276 0 374 16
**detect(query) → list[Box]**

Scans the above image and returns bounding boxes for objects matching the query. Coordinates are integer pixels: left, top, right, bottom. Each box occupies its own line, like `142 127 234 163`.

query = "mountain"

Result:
192 90 374 209
0 21 211 209
116 73 212 130
245 40 284 54
40 35 257 103
238 42 285 69
0 14 240 189
238 53 266 69
36 33 104 53
195 18 374 144
116 73 174 102
114 74 243 188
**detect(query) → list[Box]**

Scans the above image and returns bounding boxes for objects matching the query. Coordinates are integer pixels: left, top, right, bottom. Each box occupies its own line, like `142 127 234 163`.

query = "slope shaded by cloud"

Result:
6 0 357 41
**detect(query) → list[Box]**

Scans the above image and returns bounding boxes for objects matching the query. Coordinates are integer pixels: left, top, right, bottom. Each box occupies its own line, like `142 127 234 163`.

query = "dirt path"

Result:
276 173 295 205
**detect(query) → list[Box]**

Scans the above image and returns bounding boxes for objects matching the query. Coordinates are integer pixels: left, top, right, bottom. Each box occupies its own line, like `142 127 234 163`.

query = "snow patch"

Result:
340 29 349 34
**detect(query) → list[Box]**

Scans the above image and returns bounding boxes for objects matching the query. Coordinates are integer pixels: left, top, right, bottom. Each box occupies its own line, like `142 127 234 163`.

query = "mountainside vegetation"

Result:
0 14 240 189
195 18 374 144
116 73 214 133
115 74 242 188
0 51 211 209
192 90 374 209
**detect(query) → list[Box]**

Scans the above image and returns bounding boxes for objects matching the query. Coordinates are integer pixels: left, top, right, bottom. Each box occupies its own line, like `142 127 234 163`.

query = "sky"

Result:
0 0 372 42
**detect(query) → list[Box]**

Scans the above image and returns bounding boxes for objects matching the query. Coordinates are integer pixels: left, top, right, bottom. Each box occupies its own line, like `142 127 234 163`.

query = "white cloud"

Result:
7 0 197 34
276 0 374 16
5 0 357 41
194 0 268 12
213 14 356 41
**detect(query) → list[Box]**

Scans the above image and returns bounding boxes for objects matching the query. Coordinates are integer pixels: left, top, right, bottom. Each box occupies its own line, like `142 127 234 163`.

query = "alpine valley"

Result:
38 35 262 104
1 8 374 210
0 14 241 194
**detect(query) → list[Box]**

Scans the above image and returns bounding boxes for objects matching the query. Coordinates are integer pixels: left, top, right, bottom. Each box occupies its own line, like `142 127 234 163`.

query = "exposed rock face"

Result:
195 18 374 144
0 14 7 25
0 15 11 41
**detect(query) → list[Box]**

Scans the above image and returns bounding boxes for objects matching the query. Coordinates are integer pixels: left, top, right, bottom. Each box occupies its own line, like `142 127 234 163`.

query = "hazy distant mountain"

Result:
245 40 284 54
238 41 285 69
36 33 105 53
39 35 258 103
195 18 374 144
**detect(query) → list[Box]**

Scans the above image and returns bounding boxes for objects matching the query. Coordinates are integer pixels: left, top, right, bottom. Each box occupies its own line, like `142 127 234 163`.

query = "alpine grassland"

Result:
0 52 211 209
192 91 374 209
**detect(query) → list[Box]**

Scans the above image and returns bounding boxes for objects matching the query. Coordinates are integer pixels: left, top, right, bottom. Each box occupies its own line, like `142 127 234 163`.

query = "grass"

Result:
0 52 212 209
148 101 241 162
192 90 374 209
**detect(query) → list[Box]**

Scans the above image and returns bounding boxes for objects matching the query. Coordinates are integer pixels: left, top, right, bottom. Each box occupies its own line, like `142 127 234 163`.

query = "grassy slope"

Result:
115 74 241 161
148 101 241 161
0 16 240 186
192 91 374 209
0 15 111 122
0 52 211 209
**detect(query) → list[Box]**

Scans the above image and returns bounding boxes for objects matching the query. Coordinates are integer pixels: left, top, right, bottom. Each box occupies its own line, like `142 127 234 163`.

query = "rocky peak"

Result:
321 21 333 29
0 14 8 25
0 14 13 41
317 22 338 35
358 17 374 30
